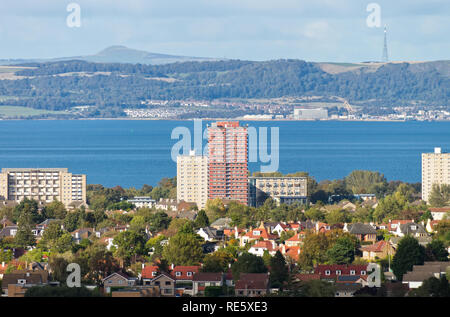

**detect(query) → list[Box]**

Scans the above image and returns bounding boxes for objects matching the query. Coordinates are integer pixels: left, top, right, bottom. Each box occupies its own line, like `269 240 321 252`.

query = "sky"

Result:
0 0 448 62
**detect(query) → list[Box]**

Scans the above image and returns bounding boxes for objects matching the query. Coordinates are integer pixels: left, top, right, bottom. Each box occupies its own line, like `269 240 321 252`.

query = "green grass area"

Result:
0 106 70 118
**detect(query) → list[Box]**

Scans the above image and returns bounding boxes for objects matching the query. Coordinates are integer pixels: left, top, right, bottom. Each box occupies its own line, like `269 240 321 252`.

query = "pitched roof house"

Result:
235 273 270 297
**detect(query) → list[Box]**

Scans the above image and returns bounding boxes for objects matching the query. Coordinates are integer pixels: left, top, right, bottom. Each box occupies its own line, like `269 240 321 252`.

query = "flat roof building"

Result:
249 176 308 207
0 168 86 208
177 151 208 210
422 147 450 202
207 122 249 205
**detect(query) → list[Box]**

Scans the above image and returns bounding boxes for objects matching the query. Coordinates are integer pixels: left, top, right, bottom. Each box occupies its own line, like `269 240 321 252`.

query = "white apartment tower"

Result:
0 168 87 208
422 147 450 202
177 151 208 210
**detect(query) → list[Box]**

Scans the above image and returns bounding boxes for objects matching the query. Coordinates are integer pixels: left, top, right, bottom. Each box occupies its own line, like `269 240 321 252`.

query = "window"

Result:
350 270 356 275
325 270 331 276
176 272 182 277
336 270 342 275
361 271 366 275
187 272 192 277
165 281 171 286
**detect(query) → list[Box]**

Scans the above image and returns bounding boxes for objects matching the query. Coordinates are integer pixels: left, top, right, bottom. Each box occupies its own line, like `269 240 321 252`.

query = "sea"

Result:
0 120 449 188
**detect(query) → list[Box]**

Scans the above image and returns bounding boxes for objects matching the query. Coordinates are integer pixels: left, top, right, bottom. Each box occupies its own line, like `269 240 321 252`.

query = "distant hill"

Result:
0 58 448 118
0 45 221 65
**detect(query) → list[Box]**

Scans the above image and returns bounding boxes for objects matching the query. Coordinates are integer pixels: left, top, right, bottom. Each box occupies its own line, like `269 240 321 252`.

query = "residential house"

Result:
315 264 368 281
142 265 160 284
248 240 278 257
360 240 395 261
284 233 303 248
426 218 441 233
335 283 363 297
102 272 137 293
192 272 224 296
197 227 224 242
402 262 450 289
394 222 428 238
429 207 450 221
235 273 270 297
146 272 176 296
170 265 200 296
239 224 278 247
71 228 95 244
344 223 377 243
210 218 232 230
155 198 178 211
2 270 49 297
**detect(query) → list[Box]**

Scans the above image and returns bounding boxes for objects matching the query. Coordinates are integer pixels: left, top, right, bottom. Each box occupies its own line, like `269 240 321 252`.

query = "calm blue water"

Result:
0 120 449 188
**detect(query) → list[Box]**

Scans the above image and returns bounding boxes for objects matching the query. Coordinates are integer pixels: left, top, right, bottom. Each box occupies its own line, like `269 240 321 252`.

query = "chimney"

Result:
142 263 145 269
234 226 238 239
1 262 4 267
171 263 174 270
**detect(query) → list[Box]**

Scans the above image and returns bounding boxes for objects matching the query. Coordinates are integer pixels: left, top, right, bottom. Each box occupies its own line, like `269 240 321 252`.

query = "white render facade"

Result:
177 151 208 209
422 147 450 202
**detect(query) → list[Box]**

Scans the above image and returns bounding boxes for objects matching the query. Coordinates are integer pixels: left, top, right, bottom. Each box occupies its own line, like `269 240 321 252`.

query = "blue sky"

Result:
0 0 448 62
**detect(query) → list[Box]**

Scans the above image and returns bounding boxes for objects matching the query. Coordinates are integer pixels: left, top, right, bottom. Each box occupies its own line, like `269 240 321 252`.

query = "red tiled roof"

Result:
296 273 320 282
429 207 450 212
244 228 277 240
142 265 159 279
315 264 368 278
285 246 301 261
250 240 277 252
170 266 200 280
361 240 388 253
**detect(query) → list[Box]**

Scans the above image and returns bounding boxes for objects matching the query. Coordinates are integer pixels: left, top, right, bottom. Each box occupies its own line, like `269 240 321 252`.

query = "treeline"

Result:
0 59 447 116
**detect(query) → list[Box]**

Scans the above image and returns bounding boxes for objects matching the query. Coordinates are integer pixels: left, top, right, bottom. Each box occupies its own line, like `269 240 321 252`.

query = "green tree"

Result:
113 230 147 266
428 184 450 207
13 198 41 224
41 201 67 220
392 236 426 281
231 252 267 280
269 251 289 289
201 250 233 273
408 276 450 297
301 279 336 297
64 211 81 232
425 240 449 262
162 231 204 266
326 235 358 264
40 222 64 250
344 170 386 194
14 211 36 248
194 210 210 228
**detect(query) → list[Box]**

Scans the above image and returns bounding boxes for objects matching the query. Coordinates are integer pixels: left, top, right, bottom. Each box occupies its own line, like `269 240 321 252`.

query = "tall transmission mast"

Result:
382 25 389 62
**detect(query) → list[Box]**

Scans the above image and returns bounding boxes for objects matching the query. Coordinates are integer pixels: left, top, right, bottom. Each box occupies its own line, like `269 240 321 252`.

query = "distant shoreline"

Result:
0 117 449 122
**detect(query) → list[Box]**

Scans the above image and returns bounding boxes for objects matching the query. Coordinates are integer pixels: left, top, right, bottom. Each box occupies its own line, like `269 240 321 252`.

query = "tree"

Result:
298 232 332 270
408 276 450 297
392 236 426 280
201 250 232 273
14 211 36 248
326 235 358 264
64 211 81 232
325 209 350 225
49 256 70 283
205 198 226 222
41 201 67 219
300 279 336 297
149 211 171 233
428 184 450 207
113 230 147 266
269 251 288 289
162 231 204 266
13 198 41 224
425 240 449 262
40 222 64 250
344 170 386 194
194 210 209 228
231 252 267 280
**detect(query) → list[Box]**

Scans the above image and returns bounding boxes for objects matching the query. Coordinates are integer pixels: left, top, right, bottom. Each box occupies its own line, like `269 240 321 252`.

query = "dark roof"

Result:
399 223 427 235
2 271 48 288
235 273 269 290
193 273 223 282
0 226 18 238
348 223 377 235
337 275 361 282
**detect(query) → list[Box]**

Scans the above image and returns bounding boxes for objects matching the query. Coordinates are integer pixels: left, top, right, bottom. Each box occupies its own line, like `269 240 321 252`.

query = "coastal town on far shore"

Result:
0 121 449 298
